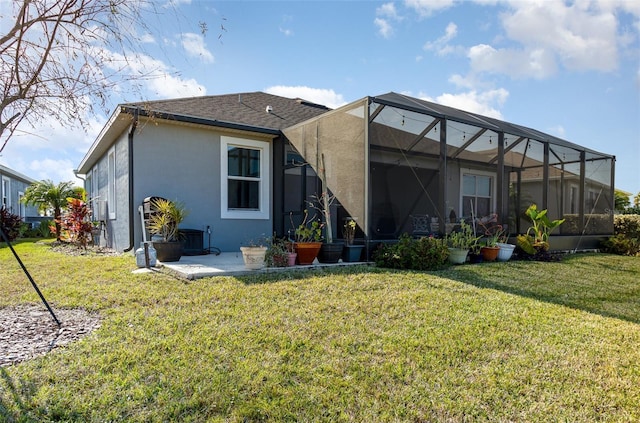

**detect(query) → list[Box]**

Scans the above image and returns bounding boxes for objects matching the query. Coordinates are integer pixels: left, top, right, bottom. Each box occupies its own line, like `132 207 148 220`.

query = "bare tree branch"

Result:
0 0 195 153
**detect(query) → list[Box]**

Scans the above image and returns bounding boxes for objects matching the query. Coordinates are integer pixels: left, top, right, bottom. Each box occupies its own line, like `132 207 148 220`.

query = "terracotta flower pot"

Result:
480 246 500 262
294 242 322 265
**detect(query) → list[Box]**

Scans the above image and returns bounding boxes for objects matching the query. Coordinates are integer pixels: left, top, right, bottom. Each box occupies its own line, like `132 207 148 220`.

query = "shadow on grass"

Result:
234 264 376 285
0 367 39 422
435 253 640 325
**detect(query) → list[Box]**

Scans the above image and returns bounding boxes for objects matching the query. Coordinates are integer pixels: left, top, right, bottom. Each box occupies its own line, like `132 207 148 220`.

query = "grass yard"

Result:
1 240 639 422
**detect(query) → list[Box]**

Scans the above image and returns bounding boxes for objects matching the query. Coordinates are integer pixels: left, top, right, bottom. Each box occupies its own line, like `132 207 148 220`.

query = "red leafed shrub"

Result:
0 206 23 242
57 198 93 249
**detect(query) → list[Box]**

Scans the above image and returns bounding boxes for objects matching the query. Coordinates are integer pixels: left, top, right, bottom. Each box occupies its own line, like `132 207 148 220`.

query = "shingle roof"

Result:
124 92 331 133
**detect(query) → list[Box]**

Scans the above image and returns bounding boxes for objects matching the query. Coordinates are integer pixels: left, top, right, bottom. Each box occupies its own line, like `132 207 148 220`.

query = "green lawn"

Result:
1 240 639 422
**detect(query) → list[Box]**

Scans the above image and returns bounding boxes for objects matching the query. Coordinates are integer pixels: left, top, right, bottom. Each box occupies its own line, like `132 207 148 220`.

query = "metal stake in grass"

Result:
0 226 61 327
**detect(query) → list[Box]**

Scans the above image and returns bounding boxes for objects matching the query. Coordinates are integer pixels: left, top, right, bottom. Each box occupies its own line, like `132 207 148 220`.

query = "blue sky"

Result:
1 0 639 196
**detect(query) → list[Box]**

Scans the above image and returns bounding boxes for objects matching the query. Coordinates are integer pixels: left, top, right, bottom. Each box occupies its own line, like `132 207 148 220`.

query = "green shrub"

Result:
601 214 640 256
36 219 54 238
373 233 449 271
614 214 640 238
601 234 640 256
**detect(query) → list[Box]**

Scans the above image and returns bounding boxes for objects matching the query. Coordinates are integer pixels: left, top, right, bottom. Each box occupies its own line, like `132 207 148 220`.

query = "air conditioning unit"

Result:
94 200 107 222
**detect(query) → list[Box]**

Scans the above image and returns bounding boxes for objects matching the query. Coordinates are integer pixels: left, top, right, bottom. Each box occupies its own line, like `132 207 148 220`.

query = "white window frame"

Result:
18 191 25 218
459 168 496 218
107 146 116 219
1 176 10 210
221 136 270 220
569 183 578 214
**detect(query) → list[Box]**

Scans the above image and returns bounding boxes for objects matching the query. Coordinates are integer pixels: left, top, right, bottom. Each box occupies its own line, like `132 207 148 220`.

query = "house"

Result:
0 164 40 225
75 91 615 254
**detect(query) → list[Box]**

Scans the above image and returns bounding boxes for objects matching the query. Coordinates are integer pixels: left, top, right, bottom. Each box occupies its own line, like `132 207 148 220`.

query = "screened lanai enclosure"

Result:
280 92 615 252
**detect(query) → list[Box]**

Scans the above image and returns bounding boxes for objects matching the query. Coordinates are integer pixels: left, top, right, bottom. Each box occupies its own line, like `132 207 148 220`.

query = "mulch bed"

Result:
0 304 102 367
1 242 116 367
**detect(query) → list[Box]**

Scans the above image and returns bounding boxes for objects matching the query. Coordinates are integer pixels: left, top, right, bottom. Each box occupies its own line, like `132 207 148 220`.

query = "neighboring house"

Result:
0 164 39 225
75 91 615 253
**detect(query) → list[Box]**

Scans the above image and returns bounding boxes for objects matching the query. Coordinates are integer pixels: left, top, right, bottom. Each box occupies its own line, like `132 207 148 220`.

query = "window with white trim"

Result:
1 176 10 209
18 191 25 218
221 136 270 219
108 147 116 219
461 171 495 219
86 172 93 210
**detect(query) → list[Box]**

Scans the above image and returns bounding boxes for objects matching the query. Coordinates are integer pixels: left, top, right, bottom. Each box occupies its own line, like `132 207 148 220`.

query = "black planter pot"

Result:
317 243 344 264
153 241 183 262
468 252 484 264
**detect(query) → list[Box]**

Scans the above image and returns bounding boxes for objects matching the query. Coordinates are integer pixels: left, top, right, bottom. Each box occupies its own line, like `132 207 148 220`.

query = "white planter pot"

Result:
240 246 267 270
496 243 516 261
448 248 469 265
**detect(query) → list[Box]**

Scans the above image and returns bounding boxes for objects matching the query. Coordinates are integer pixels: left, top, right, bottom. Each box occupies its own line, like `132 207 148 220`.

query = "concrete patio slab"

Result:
146 252 371 280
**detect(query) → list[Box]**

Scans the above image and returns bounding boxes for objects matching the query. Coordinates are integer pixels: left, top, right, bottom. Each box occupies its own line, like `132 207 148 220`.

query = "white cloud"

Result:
180 33 214 63
374 18 394 38
378 2 401 20
448 73 479 89
420 88 509 119
163 0 192 8
28 158 80 185
468 44 557 79
0 112 104 185
470 0 627 79
404 0 456 18
140 33 156 44
375 2 403 38
101 50 206 99
279 27 293 36
423 22 460 56
264 86 347 109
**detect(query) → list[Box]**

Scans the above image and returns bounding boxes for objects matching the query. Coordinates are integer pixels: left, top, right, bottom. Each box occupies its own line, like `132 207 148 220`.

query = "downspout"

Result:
123 107 139 252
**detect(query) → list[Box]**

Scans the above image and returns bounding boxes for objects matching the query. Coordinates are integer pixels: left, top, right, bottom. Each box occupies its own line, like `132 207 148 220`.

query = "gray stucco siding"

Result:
132 122 274 252
90 130 130 251
0 166 38 219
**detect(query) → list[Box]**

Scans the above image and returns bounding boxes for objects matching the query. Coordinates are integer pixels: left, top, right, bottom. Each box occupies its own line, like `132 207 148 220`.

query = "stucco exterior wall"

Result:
86 129 130 251
131 121 274 252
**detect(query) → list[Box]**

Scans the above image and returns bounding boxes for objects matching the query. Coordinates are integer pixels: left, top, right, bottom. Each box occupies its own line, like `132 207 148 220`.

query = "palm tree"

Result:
21 180 79 241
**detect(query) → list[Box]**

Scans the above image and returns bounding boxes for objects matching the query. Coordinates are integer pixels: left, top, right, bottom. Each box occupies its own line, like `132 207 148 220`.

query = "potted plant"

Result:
496 230 516 261
446 220 479 264
342 218 364 262
147 198 188 262
240 235 268 270
480 229 501 262
315 155 344 264
291 210 323 265
285 240 297 266
265 236 290 268
516 204 565 258
468 239 484 264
